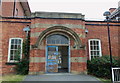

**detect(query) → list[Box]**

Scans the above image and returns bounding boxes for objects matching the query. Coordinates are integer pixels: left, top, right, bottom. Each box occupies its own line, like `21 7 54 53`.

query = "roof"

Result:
20 0 31 16
109 1 120 20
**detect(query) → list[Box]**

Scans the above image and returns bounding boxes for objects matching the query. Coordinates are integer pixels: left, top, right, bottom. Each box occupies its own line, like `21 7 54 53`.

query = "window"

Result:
8 38 23 62
88 39 102 60
47 34 69 45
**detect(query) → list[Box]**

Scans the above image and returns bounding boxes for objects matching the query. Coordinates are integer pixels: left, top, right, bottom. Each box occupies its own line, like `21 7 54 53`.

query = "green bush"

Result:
87 55 120 79
15 58 29 75
15 37 30 75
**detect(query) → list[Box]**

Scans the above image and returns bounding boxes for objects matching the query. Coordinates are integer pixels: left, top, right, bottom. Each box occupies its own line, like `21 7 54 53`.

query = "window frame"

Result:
88 39 102 60
8 38 23 62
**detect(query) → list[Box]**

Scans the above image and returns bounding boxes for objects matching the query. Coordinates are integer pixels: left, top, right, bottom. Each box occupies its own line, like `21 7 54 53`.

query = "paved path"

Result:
23 73 101 82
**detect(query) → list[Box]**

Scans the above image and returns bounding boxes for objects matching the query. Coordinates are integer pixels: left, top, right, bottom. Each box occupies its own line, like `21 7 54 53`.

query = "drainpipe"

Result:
13 0 16 17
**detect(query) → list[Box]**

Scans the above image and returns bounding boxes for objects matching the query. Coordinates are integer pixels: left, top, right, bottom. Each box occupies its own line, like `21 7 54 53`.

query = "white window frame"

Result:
88 39 102 60
8 38 23 62
112 67 120 82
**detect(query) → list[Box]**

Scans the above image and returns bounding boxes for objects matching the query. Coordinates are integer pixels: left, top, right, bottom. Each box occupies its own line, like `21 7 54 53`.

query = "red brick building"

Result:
0 0 31 17
0 0 120 75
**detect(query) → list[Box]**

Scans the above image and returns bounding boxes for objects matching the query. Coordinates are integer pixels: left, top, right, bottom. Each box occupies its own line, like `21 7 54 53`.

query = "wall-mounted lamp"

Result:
85 28 89 34
23 25 30 37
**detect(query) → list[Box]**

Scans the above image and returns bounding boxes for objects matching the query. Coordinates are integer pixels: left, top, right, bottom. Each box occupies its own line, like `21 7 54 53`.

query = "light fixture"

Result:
103 11 113 82
85 28 88 34
23 25 30 32
103 11 111 19
23 25 30 37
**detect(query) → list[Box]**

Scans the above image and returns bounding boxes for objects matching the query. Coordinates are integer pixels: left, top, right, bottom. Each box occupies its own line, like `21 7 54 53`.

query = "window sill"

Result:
6 62 19 65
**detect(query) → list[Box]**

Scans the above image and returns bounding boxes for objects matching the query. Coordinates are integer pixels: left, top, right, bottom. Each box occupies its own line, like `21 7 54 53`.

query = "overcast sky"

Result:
28 0 119 20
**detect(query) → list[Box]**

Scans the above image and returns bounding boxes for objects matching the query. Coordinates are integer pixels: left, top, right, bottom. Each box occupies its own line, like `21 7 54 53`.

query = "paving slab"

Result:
23 73 102 83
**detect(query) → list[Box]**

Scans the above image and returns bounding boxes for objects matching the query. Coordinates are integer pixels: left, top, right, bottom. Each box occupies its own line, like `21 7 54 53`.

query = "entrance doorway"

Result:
46 34 70 73
46 46 69 73
58 46 68 73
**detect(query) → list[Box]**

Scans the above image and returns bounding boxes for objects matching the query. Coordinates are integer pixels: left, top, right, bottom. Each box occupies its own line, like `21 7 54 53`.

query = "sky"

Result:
28 0 119 21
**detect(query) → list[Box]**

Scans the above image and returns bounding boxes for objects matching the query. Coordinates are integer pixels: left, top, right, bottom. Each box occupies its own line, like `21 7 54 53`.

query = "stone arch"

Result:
33 26 83 49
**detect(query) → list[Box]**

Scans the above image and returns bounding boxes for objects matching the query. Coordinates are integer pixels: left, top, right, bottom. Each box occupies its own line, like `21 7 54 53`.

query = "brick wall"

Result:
1 0 26 17
1 18 31 75
1 1 14 17
85 21 120 59
0 21 2 75
14 0 24 17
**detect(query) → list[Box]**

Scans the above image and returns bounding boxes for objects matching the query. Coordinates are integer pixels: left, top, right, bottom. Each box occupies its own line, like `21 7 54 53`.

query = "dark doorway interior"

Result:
58 46 69 73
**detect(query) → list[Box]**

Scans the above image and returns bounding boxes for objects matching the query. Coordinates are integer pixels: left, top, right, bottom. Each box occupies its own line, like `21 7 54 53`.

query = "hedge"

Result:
87 55 120 79
15 36 30 75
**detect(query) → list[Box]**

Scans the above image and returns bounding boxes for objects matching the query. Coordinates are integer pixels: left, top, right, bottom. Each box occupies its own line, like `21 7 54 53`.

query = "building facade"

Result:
0 0 31 17
0 0 120 75
29 12 86 74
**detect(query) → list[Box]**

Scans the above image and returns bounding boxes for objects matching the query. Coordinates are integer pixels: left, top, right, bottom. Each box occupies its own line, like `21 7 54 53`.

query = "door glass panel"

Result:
48 47 56 51
47 46 58 73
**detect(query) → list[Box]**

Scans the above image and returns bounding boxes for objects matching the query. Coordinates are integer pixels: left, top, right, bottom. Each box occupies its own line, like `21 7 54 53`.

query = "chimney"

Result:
109 8 116 13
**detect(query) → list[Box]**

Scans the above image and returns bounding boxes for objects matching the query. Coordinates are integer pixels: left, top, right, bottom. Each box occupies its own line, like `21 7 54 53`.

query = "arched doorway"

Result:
46 34 70 73
29 26 87 75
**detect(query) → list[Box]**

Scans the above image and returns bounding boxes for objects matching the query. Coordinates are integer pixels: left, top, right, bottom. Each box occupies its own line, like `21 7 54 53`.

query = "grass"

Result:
88 73 111 83
1 75 26 83
97 78 111 83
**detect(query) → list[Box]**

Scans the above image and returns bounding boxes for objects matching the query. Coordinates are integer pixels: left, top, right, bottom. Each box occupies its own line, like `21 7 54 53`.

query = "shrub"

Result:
15 58 29 75
87 55 120 79
15 37 30 75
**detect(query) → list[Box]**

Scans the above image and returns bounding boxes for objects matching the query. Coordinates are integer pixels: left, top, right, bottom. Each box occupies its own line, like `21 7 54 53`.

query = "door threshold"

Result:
44 73 74 75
